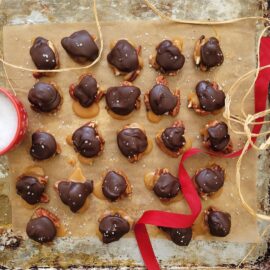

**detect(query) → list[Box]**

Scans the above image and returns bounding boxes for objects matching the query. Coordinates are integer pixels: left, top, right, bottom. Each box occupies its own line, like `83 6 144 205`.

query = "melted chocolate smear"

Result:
107 40 139 73
149 84 177 115
161 127 186 152
117 128 148 158
61 30 99 63
106 86 141 115
153 173 180 199
201 37 224 68
26 216 56 243
207 210 231 237
28 82 61 112
99 215 130 243
102 171 127 201
196 81 225 112
195 166 224 194
160 226 192 246
58 180 93 212
16 176 45 205
156 40 185 73
207 122 230 152
30 131 57 160
73 75 98 107
72 126 101 158
30 37 57 70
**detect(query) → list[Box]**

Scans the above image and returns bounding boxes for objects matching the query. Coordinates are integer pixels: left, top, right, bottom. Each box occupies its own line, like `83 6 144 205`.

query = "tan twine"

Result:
0 0 270 266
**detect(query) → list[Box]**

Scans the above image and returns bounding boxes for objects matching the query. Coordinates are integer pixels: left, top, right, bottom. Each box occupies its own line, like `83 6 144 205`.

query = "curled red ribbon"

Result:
134 37 270 270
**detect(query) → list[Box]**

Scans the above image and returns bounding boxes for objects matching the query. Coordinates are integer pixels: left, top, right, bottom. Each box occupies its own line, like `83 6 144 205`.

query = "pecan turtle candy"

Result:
150 39 185 75
30 131 60 160
28 81 62 113
26 208 61 243
107 39 143 82
144 168 180 200
55 179 93 213
30 37 59 78
188 80 225 115
194 35 224 71
205 207 231 237
68 122 105 164
61 30 99 63
194 164 225 198
98 211 132 244
159 226 192 246
117 123 151 163
16 166 49 205
156 120 191 158
201 121 233 153
105 81 141 120
144 76 180 123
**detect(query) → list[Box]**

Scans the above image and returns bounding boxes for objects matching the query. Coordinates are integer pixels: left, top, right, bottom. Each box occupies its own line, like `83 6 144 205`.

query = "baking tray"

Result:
0 0 269 269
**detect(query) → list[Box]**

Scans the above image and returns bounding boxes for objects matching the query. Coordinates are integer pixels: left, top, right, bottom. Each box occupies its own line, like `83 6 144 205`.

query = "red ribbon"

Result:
134 37 270 270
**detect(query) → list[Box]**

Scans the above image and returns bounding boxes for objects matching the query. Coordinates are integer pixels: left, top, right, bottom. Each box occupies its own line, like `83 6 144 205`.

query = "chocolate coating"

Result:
73 75 98 107
149 84 177 115
107 40 139 73
58 180 93 212
16 176 45 205
153 173 180 199
99 214 130 243
201 37 224 68
61 30 99 63
26 216 56 243
207 122 230 152
196 81 225 112
207 210 231 237
160 226 192 246
195 166 224 194
102 171 127 201
156 40 185 73
30 131 57 160
117 128 148 158
106 86 141 115
30 37 57 70
161 127 186 152
28 82 61 112
72 126 102 158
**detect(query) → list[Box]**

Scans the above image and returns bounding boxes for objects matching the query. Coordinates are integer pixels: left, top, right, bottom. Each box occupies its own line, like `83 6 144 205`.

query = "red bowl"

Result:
0 87 28 155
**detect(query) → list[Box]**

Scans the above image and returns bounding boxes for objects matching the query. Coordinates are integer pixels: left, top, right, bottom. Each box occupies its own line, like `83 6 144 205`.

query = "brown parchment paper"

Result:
3 20 259 243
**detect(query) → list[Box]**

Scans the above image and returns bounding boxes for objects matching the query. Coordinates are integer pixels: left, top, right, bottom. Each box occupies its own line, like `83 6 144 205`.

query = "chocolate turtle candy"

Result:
207 122 230 152
99 214 130 243
201 37 224 68
61 30 99 63
30 131 57 160
155 40 185 73
195 165 224 194
26 216 56 243
149 84 177 115
102 171 127 201
107 40 139 73
160 226 192 246
196 81 225 112
58 180 93 212
72 125 102 158
161 126 186 152
16 176 45 205
117 128 148 159
72 75 98 107
153 173 180 199
30 37 58 70
207 209 231 237
106 86 141 115
28 82 61 112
